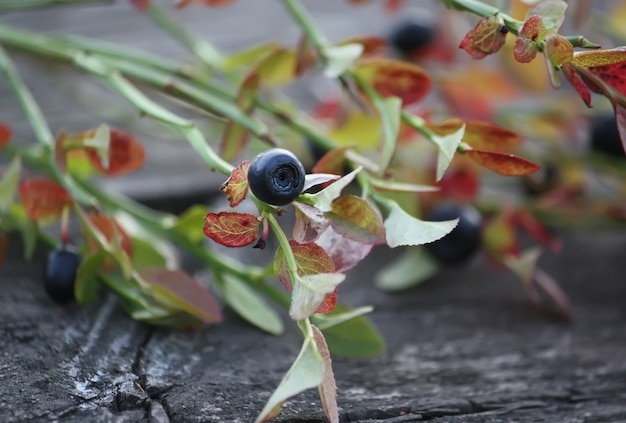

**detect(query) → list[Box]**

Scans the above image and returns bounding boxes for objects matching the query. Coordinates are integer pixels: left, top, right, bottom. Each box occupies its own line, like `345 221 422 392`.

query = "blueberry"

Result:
521 163 559 197
389 18 435 57
44 247 82 302
424 204 482 265
590 114 625 158
248 148 306 206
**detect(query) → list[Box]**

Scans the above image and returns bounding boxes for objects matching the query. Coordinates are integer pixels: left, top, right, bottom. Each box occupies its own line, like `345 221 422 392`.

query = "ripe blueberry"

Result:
590 114 625 159
424 203 482 265
248 148 305 206
389 18 435 57
521 163 559 197
44 247 82 303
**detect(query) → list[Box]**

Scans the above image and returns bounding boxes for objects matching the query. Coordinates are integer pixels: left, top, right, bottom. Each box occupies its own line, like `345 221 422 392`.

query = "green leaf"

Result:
378 96 402 172
320 303 385 358
323 43 364 78
307 166 362 212
434 123 465 182
75 252 105 305
172 204 211 243
0 156 21 213
375 247 439 291
382 200 458 248
504 247 542 286
290 273 345 321
83 124 110 169
131 236 167 271
311 305 373 330
255 337 325 423
530 0 567 34
220 274 284 335
326 195 385 245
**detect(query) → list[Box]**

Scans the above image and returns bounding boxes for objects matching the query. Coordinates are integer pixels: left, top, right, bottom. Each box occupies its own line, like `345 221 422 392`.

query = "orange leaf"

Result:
140 268 223 323
355 59 432 107
428 119 521 152
465 149 540 176
220 73 259 162
273 240 337 314
86 129 145 176
219 161 250 207
459 15 508 60
572 48 626 68
0 123 11 148
86 214 133 259
204 212 259 247
337 36 386 58
18 178 72 220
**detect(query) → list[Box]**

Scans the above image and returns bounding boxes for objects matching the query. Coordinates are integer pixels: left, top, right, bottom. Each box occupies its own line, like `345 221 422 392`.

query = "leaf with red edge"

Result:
293 202 330 244
515 210 562 252
0 232 8 269
85 214 133 262
337 36 386 58
428 119 521 152
129 0 150 10
465 149 541 176
219 161 250 207
312 146 351 175
615 103 626 155
589 61 626 99
312 325 339 423
572 48 626 68
18 178 72 220
563 64 592 107
459 15 508 60
220 73 260 162
0 123 11 148
204 212 260 248
86 129 145 176
514 15 546 63
273 240 337 315
176 0 235 8
316 226 374 273
354 59 432 107
140 268 223 323
326 195 385 245
544 34 573 68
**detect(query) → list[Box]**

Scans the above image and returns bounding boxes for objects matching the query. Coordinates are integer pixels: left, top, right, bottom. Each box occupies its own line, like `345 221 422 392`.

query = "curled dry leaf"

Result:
459 15 508 60
220 161 250 207
18 178 72 220
204 212 260 248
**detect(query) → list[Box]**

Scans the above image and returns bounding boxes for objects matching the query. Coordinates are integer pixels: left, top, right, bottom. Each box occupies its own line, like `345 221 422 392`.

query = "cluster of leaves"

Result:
1 0 625 421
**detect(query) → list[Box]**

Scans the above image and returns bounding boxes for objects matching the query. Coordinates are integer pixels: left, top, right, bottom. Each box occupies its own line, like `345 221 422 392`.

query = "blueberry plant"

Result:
0 0 625 421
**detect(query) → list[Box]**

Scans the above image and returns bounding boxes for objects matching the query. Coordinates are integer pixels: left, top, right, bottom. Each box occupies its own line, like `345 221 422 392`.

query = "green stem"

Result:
145 3 223 70
442 0 522 33
265 213 299 287
280 0 328 58
0 0 110 11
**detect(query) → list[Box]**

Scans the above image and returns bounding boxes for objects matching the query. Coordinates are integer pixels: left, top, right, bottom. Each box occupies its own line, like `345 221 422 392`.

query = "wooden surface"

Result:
2 2 626 423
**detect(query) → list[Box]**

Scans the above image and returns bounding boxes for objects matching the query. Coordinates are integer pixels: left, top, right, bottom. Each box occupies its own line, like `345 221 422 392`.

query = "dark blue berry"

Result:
521 163 559 197
248 148 305 206
44 247 81 302
424 204 482 265
389 18 435 57
590 114 625 159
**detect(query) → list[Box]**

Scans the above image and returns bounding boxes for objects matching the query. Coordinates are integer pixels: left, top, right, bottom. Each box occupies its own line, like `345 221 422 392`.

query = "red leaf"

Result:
589 60 626 99
204 212 259 247
18 178 72 220
615 103 626 155
129 0 150 10
86 214 133 259
273 240 337 314
0 123 11 148
438 167 480 204
427 119 521 152
219 161 250 207
459 15 508 60
515 210 561 252
514 15 546 63
465 149 541 176
355 59 432 107
312 325 339 423
86 129 145 176
312 146 350 175
141 268 223 323
563 64 592 107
